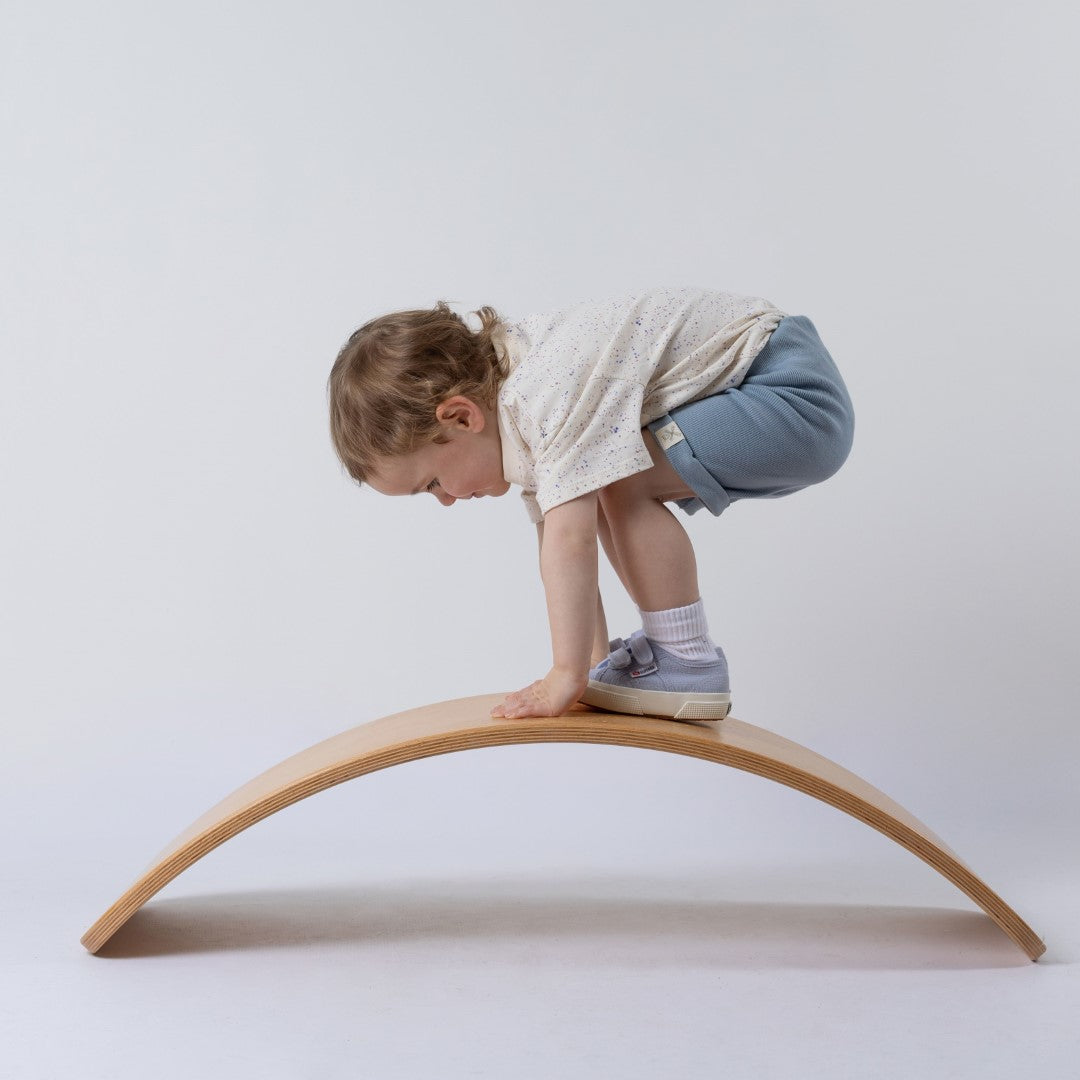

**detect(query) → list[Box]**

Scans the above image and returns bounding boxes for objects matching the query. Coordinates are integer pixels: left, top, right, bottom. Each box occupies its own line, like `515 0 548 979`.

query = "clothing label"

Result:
653 420 686 450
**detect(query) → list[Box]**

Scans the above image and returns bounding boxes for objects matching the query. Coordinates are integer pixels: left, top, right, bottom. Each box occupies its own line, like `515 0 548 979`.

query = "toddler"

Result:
327 286 854 722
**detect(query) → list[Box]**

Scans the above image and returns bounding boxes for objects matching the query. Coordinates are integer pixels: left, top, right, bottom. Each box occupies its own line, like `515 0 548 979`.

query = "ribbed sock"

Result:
639 598 718 661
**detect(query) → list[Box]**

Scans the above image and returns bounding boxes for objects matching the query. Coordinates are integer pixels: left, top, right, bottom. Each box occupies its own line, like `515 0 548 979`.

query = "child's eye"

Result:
425 479 438 492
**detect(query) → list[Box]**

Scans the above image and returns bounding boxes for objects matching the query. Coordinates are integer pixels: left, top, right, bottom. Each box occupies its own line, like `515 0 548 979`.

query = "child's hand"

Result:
491 667 588 719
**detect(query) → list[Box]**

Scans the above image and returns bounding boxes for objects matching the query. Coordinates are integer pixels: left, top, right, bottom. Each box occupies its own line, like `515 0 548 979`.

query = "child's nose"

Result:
435 490 457 506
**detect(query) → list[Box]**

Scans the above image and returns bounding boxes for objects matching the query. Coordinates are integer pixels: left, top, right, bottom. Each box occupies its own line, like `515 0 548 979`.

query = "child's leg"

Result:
585 483 730 720
587 315 853 719
597 482 699 612
595 499 632 596
596 478 719 662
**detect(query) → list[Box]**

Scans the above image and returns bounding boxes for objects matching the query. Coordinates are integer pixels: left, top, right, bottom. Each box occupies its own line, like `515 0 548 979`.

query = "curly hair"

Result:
327 300 508 486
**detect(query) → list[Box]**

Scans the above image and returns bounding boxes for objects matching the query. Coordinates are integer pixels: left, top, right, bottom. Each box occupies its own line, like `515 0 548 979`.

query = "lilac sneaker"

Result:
580 629 732 722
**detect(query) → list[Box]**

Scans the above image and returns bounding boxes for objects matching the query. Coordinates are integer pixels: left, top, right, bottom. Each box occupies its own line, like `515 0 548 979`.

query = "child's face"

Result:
368 395 510 507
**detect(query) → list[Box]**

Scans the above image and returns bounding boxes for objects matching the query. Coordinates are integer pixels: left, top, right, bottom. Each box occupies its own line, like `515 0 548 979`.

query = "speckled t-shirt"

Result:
491 286 787 523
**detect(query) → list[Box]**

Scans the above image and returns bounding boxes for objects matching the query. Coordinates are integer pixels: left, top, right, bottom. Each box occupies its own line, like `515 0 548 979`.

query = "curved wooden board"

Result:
81 695 1045 960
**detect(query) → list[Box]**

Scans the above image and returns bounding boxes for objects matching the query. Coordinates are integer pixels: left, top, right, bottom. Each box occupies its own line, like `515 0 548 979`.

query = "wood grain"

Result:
81 695 1045 960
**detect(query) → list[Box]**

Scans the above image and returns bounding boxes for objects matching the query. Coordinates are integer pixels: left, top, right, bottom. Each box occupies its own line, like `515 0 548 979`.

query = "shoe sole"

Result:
580 680 732 722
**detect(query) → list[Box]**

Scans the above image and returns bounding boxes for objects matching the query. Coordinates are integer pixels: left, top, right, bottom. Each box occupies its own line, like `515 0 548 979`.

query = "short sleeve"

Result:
520 490 543 524
532 375 653 517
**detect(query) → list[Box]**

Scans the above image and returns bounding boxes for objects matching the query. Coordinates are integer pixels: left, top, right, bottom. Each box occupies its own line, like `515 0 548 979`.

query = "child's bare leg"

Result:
587 463 726 711
593 505 625 663
597 481 699 613
596 500 632 595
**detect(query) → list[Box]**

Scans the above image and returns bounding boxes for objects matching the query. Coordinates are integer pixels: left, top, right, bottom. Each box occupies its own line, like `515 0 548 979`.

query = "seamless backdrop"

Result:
2 2 1077 1078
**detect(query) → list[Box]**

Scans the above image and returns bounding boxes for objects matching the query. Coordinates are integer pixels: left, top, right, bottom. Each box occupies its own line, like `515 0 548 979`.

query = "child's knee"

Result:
598 472 651 515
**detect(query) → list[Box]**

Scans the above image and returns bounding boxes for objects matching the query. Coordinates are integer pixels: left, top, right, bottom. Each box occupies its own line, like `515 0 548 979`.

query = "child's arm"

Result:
491 492 600 719
535 519 610 665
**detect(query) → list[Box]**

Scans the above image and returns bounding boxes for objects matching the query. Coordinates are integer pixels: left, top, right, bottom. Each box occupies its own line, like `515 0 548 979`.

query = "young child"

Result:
327 286 854 722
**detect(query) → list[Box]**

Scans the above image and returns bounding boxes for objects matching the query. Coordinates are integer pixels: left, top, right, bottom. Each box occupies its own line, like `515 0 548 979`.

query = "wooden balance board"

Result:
81 694 1045 960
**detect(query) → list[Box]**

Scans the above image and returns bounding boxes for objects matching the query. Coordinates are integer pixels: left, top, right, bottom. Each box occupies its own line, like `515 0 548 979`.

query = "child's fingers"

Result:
491 690 527 717
513 692 552 719
491 681 553 719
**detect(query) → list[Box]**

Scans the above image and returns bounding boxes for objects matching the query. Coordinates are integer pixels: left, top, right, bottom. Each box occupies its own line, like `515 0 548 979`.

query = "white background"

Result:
2 1 1077 1077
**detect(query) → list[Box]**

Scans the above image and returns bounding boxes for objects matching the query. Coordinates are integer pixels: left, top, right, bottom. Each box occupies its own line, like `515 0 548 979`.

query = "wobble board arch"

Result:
81 694 1045 960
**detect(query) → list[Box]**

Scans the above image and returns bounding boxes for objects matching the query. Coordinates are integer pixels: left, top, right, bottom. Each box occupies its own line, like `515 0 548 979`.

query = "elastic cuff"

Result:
647 413 731 517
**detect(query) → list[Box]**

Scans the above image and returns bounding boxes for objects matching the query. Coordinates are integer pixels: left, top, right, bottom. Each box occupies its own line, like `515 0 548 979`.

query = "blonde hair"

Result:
327 300 507 486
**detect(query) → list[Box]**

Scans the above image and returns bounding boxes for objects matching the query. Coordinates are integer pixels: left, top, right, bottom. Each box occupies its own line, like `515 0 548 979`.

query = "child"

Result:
327 286 854 722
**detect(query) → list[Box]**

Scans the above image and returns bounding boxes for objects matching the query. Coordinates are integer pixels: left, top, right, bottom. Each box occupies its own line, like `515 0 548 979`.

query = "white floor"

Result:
8 844 1076 1079
6 714 1077 1079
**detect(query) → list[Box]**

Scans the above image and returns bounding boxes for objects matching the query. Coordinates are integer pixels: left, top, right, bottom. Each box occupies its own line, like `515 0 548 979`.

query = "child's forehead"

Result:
368 458 418 495
370 443 445 495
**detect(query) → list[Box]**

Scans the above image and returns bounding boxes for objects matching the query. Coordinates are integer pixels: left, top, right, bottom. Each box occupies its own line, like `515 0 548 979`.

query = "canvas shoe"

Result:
580 628 732 722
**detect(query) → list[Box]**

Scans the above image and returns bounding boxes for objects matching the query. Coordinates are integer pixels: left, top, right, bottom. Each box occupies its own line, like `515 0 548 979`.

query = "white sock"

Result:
639 598 718 661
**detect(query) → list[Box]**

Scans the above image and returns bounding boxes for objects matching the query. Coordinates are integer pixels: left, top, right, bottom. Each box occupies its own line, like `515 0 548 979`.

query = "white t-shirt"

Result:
492 286 787 523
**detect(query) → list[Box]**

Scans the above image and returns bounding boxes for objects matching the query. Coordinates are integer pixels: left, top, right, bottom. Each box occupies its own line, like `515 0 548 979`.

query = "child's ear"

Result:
436 395 483 429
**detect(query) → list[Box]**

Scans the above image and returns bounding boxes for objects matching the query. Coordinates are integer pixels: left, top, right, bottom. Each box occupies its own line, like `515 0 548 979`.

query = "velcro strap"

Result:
628 630 654 666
